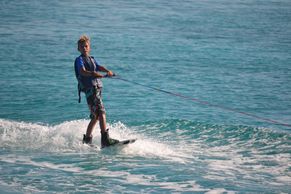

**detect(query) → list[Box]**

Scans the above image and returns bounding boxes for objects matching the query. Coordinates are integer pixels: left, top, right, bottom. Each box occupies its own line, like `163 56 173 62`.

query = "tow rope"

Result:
111 76 291 128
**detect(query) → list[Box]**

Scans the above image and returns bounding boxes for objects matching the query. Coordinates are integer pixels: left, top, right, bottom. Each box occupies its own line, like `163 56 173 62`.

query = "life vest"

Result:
74 56 102 103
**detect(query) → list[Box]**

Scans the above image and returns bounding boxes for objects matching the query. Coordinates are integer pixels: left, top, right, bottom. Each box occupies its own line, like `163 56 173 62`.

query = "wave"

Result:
0 119 87 153
131 119 291 186
0 119 191 163
1 118 290 161
1 118 290 192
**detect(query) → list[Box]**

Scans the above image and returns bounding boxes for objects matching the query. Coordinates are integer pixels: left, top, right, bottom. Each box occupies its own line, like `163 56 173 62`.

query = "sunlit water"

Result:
1 0 291 193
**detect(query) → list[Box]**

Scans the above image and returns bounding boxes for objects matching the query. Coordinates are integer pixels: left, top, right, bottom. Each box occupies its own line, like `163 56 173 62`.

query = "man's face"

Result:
78 41 90 56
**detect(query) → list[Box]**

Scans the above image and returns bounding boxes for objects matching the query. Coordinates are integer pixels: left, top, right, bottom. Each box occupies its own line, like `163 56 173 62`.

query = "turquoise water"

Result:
1 0 291 193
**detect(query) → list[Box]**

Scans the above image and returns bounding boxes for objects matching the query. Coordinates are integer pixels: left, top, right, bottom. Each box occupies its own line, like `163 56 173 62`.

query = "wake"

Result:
0 119 191 163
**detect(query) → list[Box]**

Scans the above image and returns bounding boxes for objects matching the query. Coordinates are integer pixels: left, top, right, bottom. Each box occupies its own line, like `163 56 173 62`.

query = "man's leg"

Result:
99 113 107 133
86 117 98 138
100 113 119 147
82 116 98 144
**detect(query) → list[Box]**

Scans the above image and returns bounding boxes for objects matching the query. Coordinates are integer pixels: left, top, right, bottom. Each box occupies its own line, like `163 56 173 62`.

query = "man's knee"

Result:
90 113 99 121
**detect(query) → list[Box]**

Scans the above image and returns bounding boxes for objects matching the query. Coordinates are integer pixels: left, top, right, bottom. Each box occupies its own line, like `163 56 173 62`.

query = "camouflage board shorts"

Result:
85 86 105 119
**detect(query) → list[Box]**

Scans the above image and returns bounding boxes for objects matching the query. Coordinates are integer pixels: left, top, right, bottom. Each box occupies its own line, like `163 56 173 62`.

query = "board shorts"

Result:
85 86 105 119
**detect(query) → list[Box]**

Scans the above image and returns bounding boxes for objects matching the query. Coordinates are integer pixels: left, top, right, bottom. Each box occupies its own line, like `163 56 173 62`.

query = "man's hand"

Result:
106 71 115 77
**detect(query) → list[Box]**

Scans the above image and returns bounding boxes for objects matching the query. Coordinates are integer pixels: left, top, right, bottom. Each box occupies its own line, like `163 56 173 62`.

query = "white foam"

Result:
205 188 235 194
0 119 97 152
107 122 193 163
0 154 82 173
0 119 192 163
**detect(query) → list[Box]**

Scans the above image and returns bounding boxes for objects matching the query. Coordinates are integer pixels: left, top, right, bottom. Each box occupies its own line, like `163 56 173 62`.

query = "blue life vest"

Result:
74 55 103 103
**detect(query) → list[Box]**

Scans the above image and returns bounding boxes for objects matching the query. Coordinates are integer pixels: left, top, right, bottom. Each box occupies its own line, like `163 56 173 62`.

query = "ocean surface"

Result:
1 0 291 193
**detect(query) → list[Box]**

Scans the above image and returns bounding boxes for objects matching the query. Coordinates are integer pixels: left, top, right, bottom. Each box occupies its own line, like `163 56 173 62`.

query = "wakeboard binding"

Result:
82 134 93 144
101 128 120 148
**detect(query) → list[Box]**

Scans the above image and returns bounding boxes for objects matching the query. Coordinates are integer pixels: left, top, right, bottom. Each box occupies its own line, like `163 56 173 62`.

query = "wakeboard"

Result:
83 139 137 149
102 139 137 149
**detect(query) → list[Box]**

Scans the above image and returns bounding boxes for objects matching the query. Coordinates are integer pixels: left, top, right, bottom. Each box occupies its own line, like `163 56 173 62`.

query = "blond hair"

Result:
77 35 90 47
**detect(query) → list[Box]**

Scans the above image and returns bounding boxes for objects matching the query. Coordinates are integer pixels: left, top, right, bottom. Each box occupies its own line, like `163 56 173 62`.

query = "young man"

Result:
74 35 119 148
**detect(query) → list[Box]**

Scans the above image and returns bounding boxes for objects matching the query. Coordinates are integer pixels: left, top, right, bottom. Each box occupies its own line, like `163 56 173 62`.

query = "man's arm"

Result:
79 67 104 78
97 65 114 77
93 58 114 77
